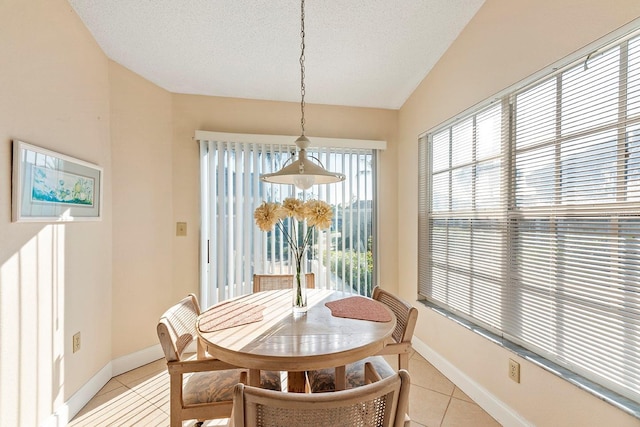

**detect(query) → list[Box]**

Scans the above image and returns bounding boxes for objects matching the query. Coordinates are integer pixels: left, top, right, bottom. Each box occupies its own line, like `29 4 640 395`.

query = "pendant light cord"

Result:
258 0 346 186
300 0 306 136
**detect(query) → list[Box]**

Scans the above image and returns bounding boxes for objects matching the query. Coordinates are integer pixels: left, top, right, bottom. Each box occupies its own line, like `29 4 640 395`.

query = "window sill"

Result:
420 300 640 420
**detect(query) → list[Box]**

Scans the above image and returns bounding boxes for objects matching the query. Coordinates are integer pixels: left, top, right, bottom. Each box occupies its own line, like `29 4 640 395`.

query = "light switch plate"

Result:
176 222 187 236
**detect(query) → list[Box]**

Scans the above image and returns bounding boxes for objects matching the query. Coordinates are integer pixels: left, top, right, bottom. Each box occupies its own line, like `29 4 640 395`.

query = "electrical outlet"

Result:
73 332 81 353
508 358 520 383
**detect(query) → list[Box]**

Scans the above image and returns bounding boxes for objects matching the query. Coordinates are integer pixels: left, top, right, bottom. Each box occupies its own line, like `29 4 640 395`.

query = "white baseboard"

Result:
43 343 165 426
48 339 528 427
412 337 533 427
42 362 112 427
111 343 164 376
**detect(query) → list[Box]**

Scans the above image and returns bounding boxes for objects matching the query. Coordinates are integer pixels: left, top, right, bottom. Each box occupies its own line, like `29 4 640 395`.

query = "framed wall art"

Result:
12 140 103 222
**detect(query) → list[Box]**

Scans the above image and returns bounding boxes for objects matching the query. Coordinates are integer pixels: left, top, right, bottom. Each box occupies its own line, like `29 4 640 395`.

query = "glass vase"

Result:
292 251 308 314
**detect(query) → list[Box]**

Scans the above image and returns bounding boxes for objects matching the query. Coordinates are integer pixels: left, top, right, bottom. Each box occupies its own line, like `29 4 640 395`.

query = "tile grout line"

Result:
439 374 457 427
125 371 172 416
439 395 454 427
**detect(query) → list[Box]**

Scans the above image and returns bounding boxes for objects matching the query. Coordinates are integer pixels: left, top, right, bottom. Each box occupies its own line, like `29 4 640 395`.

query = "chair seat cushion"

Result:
259 370 282 391
184 369 282 405
184 369 242 405
307 356 396 393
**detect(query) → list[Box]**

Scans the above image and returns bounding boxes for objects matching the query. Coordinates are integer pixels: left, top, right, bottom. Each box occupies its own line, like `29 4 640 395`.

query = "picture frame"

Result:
12 140 103 222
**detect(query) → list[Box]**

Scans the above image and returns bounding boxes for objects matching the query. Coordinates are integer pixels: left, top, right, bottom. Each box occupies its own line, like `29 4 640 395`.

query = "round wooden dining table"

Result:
196 288 396 392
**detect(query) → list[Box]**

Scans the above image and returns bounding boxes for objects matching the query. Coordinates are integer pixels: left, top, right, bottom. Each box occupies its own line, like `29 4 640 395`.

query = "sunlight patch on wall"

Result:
0 224 66 426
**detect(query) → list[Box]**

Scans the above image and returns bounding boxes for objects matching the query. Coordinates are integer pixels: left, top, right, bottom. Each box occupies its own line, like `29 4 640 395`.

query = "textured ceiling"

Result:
68 0 484 109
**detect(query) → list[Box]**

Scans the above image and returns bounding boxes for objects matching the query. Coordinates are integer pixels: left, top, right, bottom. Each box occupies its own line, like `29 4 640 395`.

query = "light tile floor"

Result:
69 351 501 427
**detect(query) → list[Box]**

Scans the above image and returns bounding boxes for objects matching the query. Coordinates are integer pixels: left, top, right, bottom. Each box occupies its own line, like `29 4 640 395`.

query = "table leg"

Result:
335 365 346 391
287 371 307 393
248 369 261 387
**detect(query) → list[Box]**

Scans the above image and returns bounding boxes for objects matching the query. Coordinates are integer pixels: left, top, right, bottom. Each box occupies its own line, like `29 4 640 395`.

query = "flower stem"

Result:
275 218 307 308
294 252 303 307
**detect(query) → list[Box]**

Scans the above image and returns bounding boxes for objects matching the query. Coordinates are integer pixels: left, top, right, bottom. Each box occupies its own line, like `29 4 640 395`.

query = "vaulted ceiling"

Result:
69 0 484 109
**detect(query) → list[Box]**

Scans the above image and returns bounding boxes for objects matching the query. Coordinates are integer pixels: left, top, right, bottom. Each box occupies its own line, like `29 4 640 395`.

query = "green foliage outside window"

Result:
324 248 374 296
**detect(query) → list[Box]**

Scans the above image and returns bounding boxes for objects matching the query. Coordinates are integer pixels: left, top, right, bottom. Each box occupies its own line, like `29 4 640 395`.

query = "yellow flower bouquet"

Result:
254 198 333 311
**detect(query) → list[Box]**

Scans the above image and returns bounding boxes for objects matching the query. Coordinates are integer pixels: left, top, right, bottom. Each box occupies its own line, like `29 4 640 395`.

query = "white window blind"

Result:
198 135 379 308
420 102 508 331
419 29 640 404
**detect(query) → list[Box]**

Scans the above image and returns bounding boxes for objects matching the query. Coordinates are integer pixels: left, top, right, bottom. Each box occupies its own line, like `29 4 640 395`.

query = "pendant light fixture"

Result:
260 0 346 190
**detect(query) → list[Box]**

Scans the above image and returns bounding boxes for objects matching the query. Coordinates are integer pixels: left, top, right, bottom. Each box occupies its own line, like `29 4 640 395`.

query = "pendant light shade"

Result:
260 136 346 190
259 0 346 190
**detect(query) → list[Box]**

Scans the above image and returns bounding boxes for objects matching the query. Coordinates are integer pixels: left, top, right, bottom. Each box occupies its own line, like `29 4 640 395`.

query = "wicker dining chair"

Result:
307 286 418 392
252 273 315 292
229 362 410 427
157 294 281 427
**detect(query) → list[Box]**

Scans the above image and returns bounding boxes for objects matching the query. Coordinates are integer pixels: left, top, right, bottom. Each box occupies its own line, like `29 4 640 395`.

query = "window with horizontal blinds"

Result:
419 30 640 404
199 139 377 308
420 102 508 331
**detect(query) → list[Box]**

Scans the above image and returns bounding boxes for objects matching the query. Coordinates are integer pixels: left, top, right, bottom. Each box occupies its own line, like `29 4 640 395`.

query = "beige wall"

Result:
109 61 174 358
0 1 399 422
3 0 640 425
109 91 400 365
397 0 640 425
171 95 399 302
0 0 112 425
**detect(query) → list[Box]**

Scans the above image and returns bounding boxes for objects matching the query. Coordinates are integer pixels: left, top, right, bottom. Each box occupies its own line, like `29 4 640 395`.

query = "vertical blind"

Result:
419 29 640 404
199 137 377 308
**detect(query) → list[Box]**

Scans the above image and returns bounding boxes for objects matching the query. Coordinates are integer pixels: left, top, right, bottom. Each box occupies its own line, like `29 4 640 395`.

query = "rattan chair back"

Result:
231 365 410 427
252 273 315 292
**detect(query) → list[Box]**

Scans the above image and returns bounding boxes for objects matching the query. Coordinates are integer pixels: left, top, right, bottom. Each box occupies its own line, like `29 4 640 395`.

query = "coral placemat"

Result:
199 300 265 332
325 296 392 322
